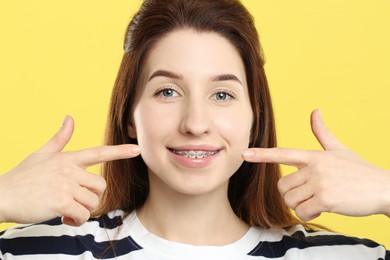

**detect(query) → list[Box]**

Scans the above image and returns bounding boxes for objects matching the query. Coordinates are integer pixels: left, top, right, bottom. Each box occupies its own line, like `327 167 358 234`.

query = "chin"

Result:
166 175 231 197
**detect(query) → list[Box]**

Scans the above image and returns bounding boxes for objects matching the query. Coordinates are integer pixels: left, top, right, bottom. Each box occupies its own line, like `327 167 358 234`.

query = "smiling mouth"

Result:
169 149 220 159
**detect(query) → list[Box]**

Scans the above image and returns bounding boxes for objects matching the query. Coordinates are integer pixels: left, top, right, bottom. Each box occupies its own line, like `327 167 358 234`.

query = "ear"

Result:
127 122 137 139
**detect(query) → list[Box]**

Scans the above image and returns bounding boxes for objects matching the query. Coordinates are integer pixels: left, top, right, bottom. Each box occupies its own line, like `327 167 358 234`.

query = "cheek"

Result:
213 104 252 177
214 105 253 147
133 104 177 149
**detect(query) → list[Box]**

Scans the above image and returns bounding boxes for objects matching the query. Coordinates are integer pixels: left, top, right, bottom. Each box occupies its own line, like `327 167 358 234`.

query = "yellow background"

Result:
1 0 389 248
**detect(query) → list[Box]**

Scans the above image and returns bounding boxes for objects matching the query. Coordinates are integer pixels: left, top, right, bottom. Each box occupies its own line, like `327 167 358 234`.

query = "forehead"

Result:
142 29 247 83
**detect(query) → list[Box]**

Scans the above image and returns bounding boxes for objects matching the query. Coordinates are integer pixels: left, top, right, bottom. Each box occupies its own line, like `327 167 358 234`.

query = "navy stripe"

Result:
90 214 124 230
11 218 63 231
248 231 382 257
0 234 142 258
10 213 123 231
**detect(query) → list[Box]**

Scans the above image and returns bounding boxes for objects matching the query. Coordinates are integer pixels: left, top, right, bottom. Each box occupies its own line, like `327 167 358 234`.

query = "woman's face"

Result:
129 29 253 195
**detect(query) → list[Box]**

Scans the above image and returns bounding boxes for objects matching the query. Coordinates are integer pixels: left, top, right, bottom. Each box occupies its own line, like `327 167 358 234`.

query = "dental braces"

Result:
173 150 218 158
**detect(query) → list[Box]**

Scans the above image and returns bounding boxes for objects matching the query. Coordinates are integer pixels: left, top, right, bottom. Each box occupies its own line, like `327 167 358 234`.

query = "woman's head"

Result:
100 0 297 228
129 29 253 196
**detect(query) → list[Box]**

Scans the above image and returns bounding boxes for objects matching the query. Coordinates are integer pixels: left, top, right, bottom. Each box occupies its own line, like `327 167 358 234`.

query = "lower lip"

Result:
168 149 220 168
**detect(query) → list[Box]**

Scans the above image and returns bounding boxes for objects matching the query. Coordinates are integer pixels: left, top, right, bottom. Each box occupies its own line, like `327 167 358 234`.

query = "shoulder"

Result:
247 224 389 259
0 210 140 259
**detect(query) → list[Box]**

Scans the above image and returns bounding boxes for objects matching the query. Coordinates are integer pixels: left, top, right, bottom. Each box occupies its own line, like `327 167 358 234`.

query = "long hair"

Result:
98 0 300 229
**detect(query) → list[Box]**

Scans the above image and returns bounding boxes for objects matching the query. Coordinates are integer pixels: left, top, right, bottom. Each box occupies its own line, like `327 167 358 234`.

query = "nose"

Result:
179 97 211 136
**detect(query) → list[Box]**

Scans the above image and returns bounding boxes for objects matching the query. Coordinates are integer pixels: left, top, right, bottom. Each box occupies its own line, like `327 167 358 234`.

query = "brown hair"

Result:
98 0 300 229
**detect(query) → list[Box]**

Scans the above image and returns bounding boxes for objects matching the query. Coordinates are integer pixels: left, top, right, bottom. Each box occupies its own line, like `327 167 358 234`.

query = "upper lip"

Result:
168 144 223 151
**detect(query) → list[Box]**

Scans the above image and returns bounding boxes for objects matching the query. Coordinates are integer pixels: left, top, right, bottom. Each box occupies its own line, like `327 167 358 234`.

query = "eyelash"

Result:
154 86 236 101
154 86 179 99
212 89 236 101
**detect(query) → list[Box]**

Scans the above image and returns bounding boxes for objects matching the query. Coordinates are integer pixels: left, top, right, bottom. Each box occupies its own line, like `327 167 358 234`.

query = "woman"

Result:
0 0 389 259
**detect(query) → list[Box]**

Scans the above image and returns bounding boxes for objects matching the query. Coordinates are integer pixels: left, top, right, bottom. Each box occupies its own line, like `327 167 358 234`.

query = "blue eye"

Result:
156 87 179 99
161 88 175 97
214 91 233 101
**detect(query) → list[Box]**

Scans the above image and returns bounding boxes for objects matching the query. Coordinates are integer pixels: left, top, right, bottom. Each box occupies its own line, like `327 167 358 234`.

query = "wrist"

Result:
382 170 390 218
0 174 10 223
0 209 6 223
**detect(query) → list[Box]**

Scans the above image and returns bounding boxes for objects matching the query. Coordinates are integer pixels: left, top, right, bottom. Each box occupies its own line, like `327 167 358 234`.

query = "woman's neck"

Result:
136 176 250 246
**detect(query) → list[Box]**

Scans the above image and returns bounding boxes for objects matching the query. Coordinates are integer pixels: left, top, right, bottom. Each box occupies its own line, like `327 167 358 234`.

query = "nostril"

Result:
180 115 211 136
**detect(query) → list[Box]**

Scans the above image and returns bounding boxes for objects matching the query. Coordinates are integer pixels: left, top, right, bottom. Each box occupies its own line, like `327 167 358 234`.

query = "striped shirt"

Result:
0 210 388 259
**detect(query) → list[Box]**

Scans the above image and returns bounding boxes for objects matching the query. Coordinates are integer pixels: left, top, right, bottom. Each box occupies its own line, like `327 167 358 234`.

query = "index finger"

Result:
242 147 317 168
67 144 141 168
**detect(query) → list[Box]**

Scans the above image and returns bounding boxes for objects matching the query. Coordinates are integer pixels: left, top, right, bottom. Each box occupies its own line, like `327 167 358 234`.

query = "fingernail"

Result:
316 109 322 120
61 115 70 128
130 146 141 154
242 149 254 157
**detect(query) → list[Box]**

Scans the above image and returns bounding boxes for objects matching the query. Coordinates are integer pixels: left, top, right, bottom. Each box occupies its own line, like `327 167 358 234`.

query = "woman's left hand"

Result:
242 109 390 222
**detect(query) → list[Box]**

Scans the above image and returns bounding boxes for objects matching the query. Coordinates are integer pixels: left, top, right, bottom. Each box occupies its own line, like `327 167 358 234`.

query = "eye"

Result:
212 90 235 101
155 87 179 99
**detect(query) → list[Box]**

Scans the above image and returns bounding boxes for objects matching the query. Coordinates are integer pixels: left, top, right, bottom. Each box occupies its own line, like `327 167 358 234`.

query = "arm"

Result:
242 109 390 221
0 116 141 226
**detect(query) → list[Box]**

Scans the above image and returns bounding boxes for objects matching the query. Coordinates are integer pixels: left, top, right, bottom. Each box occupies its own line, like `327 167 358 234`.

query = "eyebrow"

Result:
148 70 183 81
148 69 242 85
211 74 242 85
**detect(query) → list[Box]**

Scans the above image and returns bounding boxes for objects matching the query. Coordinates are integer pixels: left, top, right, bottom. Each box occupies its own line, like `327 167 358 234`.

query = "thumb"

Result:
61 216 78 227
37 115 74 153
310 109 346 151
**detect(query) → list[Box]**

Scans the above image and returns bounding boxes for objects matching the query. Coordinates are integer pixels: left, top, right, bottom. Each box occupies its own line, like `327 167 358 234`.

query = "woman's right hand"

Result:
0 116 141 226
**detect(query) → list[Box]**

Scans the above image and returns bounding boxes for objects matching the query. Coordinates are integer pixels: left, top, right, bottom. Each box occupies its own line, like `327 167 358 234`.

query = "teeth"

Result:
172 150 218 158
